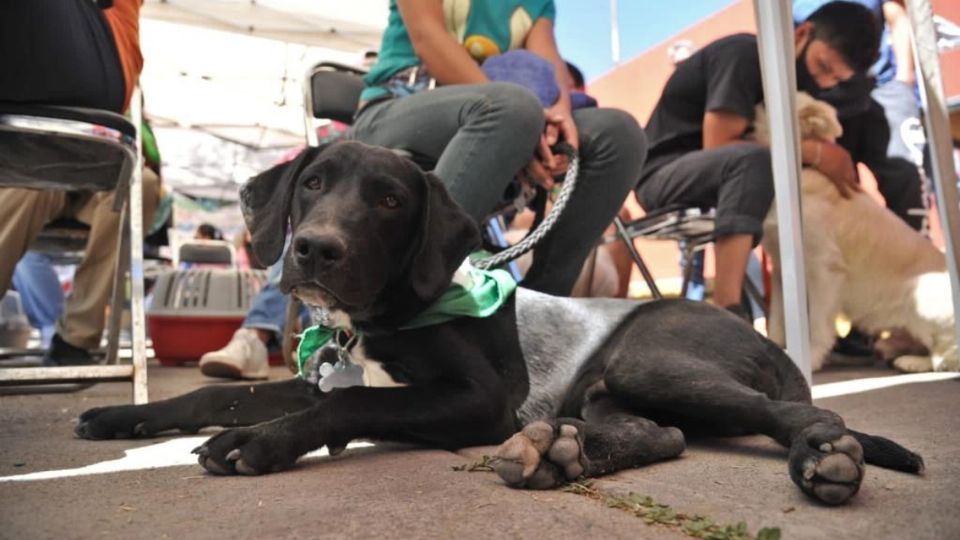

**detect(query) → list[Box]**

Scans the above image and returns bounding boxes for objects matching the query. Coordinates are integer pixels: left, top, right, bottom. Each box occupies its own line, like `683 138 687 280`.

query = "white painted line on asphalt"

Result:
4 373 956 482
812 372 960 400
0 437 373 482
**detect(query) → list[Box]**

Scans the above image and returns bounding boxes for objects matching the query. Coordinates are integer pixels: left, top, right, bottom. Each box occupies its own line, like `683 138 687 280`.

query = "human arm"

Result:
520 15 578 188
884 0 915 85
524 16 576 153
700 36 762 149
396 0 488 85
803 140 860 198
702 110 749 149
703 111 857 197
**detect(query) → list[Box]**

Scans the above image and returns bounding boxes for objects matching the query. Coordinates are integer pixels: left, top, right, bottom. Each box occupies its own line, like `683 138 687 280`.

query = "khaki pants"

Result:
0 167 160 350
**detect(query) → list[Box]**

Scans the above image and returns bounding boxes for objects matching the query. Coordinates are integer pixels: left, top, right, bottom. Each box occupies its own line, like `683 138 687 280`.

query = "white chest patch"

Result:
303 308 406 389
350 339 407 388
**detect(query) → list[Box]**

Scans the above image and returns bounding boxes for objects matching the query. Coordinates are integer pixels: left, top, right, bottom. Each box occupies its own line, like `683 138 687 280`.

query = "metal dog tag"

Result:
317 333 365 392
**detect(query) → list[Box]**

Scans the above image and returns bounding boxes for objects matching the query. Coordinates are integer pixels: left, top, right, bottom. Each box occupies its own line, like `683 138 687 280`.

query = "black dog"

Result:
76 141 922 505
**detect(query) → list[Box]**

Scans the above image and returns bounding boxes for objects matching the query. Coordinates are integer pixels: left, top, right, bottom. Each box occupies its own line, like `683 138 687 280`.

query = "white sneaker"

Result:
199 328 269 380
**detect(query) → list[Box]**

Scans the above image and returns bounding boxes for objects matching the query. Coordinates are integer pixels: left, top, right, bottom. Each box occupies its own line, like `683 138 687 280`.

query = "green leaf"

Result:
756 527 782 540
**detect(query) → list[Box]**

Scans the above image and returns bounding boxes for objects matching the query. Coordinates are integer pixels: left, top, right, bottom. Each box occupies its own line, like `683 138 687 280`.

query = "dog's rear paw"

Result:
75 406 166 440
892 355 933 373
494 421 586 490
789 425 864 505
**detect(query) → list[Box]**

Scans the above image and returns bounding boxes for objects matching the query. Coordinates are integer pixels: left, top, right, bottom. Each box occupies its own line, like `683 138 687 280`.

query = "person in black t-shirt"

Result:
635 2 880 316
796 1 925 233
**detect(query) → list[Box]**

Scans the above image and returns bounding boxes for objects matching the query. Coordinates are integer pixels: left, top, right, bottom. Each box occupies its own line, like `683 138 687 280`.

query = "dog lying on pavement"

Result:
756 93 957 373
76 141 923 505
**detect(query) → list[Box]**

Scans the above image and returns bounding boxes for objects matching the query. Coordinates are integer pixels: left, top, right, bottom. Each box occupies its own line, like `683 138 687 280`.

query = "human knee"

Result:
596 108 645 145
578 108 647 181
732 143 771 169
467 82 543 138
728 144 774 198
483 82 542 115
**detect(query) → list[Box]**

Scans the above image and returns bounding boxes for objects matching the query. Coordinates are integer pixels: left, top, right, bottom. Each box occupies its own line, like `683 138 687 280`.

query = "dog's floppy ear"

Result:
409 171 482 301
240 146 322 267
796 92 843 142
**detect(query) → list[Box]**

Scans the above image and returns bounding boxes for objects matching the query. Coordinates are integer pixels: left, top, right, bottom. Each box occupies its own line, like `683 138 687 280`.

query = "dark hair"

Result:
804 2 880 73
565 61 585 90
197 223 224 241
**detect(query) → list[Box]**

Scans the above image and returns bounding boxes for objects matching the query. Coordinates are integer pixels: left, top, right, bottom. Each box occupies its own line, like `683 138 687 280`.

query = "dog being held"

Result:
756 93 957 373
75 141 923 505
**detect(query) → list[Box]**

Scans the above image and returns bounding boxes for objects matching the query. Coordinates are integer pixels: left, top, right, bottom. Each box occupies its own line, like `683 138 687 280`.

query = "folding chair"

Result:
303 62 367 147
0 91 149 404
609 206 767 315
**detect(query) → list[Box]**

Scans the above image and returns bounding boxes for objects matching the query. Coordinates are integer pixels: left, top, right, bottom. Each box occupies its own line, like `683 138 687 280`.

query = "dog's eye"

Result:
304 176 322 190
379 195 401 209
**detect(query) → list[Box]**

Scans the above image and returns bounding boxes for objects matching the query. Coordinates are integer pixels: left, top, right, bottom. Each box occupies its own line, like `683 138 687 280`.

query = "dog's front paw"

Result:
494 421 586 490
193 426 301 476
789 424 864 505
75 405 173 440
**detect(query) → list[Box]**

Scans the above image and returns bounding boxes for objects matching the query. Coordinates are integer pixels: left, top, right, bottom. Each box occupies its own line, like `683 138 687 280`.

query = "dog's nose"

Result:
292 233 346 267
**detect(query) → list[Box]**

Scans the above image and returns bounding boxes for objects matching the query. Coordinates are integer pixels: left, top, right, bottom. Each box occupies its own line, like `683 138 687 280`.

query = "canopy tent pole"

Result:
753 0 813 383
609 0 621 65
906 0 960 351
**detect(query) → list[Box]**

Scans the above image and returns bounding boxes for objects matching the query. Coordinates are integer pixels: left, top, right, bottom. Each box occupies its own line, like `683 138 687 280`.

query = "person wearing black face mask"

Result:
634 2 879 318
795 0 926 233
796 36 827 95
793 0 927 361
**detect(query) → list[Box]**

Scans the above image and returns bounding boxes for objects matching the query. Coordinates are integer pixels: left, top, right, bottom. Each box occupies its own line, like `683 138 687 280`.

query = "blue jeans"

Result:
12 251 64 346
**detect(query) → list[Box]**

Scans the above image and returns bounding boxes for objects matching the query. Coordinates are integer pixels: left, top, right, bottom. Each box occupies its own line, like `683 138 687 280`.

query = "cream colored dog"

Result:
756 93 957 372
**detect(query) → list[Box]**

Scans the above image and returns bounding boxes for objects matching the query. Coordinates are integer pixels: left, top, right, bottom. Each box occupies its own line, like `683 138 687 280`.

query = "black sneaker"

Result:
42 334 97 366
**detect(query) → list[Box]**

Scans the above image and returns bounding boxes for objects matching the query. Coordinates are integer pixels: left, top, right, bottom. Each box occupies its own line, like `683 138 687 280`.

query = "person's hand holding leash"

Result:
521 106 578 189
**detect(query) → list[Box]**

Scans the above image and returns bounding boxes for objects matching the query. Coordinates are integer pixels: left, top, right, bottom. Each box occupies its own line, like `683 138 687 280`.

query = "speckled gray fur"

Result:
515 288 640 424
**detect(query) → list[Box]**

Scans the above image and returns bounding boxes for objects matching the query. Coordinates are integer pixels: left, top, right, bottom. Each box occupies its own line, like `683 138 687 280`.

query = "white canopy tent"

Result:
142 0 387 51
137 1 387 192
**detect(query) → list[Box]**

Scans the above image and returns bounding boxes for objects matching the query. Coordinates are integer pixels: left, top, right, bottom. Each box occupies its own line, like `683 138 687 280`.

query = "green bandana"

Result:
296 264 517 377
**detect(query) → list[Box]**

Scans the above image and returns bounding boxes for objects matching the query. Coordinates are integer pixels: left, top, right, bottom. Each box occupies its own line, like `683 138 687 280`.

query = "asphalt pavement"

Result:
2 360 958 539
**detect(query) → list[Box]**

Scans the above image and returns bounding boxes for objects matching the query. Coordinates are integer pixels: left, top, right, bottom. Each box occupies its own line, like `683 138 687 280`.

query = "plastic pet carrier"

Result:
147 268 278 366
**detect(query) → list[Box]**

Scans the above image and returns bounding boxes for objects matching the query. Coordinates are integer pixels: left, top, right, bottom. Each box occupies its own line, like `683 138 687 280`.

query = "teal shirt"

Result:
361 0 556 102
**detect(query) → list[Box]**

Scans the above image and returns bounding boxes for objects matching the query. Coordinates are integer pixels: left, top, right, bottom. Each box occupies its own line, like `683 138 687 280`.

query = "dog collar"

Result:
296 261 517 378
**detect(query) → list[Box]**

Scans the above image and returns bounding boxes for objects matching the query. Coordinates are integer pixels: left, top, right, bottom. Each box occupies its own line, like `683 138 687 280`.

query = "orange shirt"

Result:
101 0 143 111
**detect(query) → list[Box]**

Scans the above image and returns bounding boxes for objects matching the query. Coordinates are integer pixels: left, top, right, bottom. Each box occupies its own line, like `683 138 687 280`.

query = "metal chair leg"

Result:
613 217 662 300
679 244 696 299
128 90 148 405
282 296 302 374
0 91 147 403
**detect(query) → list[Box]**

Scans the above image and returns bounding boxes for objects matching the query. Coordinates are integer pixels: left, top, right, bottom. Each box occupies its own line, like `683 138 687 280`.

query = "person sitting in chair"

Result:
349 0 647 297
0 0 160 366
634 2 881 319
